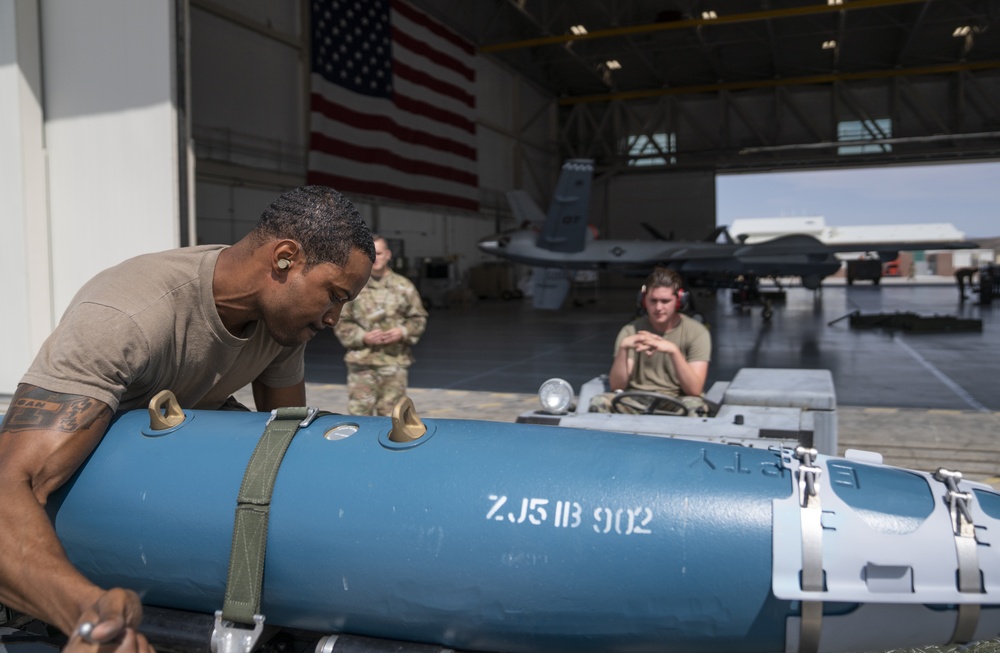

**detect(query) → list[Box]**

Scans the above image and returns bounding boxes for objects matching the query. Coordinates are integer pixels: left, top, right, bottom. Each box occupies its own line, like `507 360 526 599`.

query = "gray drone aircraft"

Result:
478 159 975 309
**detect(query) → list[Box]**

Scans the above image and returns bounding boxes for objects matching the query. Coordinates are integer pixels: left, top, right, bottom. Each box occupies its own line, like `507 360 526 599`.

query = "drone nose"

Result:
478 236 505 253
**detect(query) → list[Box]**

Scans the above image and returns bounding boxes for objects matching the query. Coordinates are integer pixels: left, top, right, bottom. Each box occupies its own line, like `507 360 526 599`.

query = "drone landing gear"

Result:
732 275 775 321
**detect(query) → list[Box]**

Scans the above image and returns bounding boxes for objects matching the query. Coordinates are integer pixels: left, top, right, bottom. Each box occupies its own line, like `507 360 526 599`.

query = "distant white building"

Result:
728 216 967 245
727 216 826 242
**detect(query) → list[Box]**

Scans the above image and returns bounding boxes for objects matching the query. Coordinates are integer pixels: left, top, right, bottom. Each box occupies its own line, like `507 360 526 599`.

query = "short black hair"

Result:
251 186 375 268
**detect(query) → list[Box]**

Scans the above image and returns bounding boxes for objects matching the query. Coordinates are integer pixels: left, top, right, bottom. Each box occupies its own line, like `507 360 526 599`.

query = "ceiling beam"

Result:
480 0 928 53
559 59 1000 105
894 0 934 65
738 130 1000 154
190 0 301 49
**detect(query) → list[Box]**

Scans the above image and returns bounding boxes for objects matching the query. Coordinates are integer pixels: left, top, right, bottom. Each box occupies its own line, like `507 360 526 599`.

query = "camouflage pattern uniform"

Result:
334 269 428 416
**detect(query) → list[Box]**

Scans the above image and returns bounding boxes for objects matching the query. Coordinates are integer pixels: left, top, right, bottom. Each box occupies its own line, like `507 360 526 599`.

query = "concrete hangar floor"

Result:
300 276 1000 489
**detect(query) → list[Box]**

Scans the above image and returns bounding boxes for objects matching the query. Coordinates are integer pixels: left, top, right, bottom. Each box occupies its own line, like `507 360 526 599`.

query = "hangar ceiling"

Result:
411 0 1000 174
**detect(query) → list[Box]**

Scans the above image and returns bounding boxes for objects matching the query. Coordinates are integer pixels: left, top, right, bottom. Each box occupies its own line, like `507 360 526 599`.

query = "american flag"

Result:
308 0 479 212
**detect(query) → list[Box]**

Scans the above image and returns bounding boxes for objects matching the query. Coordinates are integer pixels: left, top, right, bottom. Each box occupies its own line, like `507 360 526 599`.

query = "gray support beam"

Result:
778 86 827 142
898 76 951 133
725 90 774 147
835 81 891 140
962 71 1000 123
672 96 725 151
894 0 933 65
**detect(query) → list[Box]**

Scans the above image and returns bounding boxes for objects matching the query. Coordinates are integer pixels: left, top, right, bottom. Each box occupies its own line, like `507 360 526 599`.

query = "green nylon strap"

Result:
222 407 314 625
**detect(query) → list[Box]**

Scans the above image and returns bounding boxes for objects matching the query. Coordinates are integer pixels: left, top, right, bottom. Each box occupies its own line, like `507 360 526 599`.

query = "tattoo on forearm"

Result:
1 388 109 433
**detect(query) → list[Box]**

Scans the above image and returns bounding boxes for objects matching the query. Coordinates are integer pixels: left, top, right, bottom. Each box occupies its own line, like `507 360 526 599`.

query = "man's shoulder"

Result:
620 319 642 336
116 244 225 267
385 269 418 291
678 313 707 329
95 245 223 281
74 245 224 316
678 313 710 336
627 314 661 332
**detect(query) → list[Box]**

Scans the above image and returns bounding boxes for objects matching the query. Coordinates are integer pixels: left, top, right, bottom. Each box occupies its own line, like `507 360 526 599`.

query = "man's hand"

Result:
611 331 708 396
362 328 404 346
628 330 681 357
379 328 404 344
64 627 153 653
65 589 153 653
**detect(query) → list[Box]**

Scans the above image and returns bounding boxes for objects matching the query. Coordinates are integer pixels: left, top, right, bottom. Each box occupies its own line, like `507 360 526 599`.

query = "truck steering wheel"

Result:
610 391 689 416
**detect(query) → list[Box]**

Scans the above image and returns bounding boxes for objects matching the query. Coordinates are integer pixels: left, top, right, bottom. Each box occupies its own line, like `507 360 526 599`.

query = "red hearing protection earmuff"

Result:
640 283 689 312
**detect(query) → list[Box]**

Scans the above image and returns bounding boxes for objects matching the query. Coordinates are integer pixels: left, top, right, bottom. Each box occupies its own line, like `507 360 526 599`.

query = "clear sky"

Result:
717 161 1000 238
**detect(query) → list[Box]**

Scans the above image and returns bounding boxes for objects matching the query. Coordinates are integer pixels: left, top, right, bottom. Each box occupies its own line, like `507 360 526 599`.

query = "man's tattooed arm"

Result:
0 384 116 634
1 385 111 434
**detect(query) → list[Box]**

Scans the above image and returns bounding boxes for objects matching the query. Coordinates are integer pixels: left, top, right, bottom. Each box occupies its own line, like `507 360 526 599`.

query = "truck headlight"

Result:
538 378 574 414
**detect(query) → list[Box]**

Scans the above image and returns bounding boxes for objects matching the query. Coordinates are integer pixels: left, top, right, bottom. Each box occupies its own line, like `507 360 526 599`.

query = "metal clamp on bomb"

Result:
211 612 264 653
794 446 825 653
933 468 983 644
266 406 322 428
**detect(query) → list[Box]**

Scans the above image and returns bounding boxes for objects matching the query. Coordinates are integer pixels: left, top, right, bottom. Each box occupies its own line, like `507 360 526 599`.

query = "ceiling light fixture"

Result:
701 10 718 19
606 60 622 70
822 40 837 49
827 0 843 6
952 25 972 37
570 24 588 36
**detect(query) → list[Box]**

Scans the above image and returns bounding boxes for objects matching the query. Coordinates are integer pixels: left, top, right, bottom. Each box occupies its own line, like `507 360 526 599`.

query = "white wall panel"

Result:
0 0 49 394
0 1 181 394
376 207 447 260
190 7 304 157
477 125 515 203
42 0 180 315
446 213 505 271
476 57 517 138
475 55 557 212
195 181 287 245
375 206 498 276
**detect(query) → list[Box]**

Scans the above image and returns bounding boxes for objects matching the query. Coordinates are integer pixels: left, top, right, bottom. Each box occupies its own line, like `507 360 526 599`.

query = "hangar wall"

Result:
1 0 715 396
590 170 716 243
189 0 559 279
0 0 183 395
0 0 47 396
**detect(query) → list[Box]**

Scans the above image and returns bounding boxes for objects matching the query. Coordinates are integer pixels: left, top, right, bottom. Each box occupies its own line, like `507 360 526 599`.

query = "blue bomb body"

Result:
41 408 1000 653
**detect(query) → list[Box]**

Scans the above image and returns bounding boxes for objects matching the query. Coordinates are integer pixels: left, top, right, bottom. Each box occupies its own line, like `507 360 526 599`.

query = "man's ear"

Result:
272 240 301 271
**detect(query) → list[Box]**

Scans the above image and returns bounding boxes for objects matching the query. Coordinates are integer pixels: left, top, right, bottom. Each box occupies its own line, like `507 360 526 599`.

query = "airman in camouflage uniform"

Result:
334 236 428 415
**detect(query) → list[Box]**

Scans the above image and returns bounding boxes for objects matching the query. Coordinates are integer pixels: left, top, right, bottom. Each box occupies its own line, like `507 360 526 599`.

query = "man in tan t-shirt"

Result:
589 267 712 415
0 186 374 653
